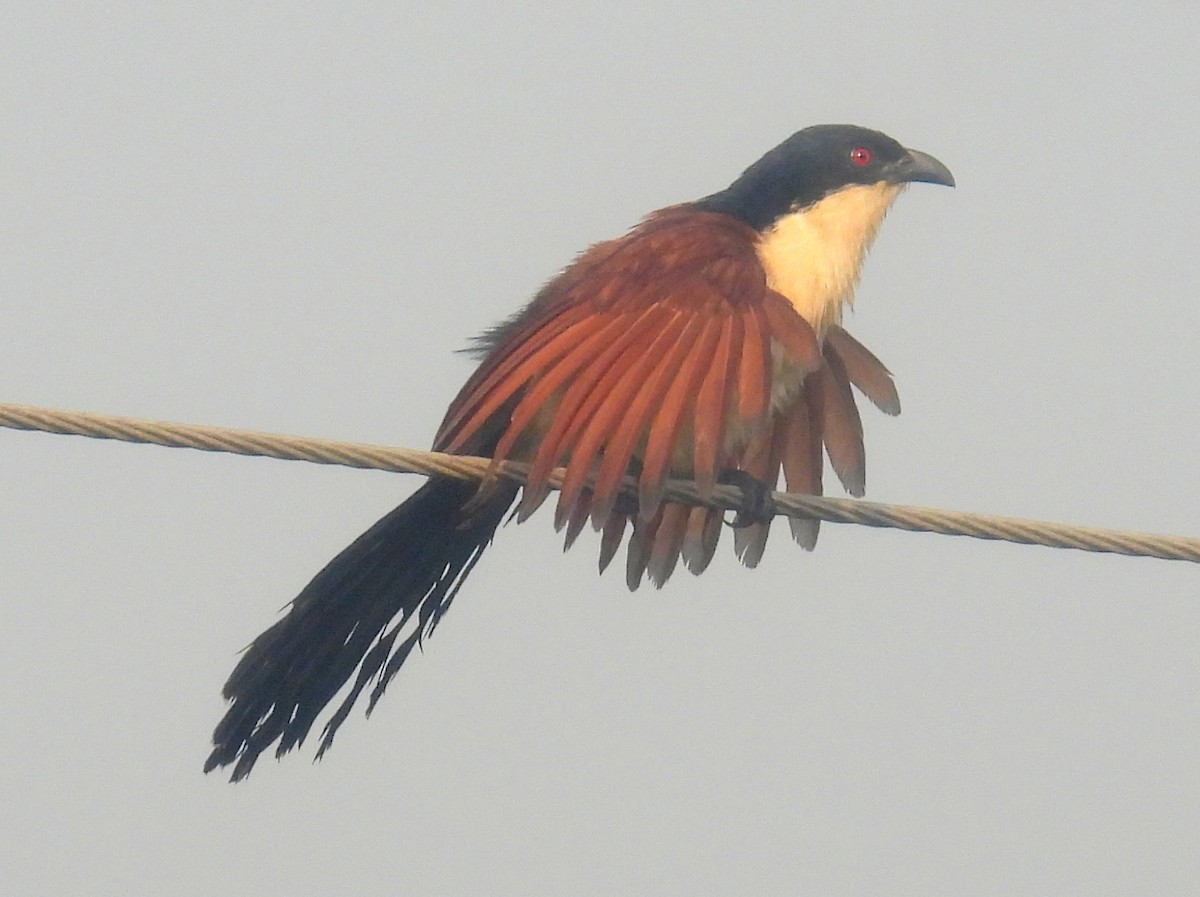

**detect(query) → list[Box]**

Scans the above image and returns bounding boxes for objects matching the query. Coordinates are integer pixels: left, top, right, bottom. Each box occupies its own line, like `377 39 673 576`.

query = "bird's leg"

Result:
718 469 776 529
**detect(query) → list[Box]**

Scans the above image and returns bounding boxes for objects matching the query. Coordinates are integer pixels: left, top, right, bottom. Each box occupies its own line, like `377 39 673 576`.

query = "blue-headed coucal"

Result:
207 124 954 780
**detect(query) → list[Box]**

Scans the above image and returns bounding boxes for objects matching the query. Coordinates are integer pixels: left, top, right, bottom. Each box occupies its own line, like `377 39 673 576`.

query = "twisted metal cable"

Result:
2 401 1197 564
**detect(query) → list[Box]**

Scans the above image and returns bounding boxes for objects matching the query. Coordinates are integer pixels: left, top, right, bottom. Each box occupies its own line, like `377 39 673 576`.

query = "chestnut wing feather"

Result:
810 348 866 497
824 325 900 416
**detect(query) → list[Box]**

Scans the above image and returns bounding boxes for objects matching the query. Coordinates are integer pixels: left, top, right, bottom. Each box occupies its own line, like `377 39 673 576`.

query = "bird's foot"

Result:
719 470 775 529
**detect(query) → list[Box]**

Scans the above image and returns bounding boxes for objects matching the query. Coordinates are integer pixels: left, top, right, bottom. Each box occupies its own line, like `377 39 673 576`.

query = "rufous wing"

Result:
436 210 793 525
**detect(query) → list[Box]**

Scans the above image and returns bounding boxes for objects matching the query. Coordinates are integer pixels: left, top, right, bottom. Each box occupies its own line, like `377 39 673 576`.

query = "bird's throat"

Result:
755 182 902 335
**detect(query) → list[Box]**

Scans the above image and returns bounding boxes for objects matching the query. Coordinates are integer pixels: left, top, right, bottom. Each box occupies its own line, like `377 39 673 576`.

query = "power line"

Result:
2 401 1197 564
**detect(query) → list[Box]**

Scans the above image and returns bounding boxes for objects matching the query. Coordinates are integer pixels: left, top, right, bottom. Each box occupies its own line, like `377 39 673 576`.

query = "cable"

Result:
1 401 1196 564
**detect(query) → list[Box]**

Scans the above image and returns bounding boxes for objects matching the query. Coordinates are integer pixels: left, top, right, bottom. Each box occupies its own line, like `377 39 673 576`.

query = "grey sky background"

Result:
3 4 1198 895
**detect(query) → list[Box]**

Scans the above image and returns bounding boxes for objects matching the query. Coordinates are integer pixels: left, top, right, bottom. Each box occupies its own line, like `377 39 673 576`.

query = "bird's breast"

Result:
754 182 902 335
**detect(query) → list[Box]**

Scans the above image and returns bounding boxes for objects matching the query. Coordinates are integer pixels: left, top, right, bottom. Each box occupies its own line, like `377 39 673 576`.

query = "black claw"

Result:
719 470 775 529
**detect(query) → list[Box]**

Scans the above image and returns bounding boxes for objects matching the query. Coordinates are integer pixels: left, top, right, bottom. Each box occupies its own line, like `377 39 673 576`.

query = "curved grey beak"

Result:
890 148 955 187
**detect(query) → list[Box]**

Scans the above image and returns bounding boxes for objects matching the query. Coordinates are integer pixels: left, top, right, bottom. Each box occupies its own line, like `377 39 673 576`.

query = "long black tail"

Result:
205 476 518 781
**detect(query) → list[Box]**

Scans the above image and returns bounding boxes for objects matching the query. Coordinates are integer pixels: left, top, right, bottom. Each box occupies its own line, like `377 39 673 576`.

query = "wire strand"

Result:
2 401 1197 564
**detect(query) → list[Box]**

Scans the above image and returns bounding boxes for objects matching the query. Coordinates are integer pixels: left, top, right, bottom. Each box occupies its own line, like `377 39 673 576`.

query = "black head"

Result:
696 124 954 231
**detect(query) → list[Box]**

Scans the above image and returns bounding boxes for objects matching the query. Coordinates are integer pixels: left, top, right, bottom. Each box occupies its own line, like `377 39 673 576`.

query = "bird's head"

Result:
698 124 954 231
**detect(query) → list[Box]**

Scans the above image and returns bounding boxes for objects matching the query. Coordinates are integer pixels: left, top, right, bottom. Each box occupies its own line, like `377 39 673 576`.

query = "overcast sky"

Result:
3 4 1199 895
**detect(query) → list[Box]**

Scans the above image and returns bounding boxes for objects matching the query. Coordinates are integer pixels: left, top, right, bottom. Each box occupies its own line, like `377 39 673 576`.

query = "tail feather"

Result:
205 476 517 781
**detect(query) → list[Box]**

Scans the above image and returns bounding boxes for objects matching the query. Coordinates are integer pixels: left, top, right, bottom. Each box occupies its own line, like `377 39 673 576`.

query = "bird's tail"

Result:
205 476 517 781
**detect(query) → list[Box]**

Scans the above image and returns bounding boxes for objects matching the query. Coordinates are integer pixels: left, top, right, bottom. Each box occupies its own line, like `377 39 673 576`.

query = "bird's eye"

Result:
849 147 873 166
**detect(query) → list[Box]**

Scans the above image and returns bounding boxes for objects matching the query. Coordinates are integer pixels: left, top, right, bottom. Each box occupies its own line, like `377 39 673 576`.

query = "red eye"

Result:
849 146 872 166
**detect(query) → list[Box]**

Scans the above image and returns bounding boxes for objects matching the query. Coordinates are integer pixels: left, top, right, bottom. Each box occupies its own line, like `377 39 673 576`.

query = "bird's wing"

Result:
436 210 819 506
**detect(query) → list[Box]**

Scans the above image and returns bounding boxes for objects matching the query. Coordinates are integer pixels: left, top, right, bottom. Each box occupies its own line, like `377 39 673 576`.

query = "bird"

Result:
206 124 954 780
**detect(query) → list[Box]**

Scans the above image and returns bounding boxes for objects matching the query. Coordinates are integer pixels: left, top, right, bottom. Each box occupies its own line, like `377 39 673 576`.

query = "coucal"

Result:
207 124 954 780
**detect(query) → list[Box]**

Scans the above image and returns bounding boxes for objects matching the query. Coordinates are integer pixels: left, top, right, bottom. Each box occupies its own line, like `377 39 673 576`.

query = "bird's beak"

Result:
889 148 955 188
